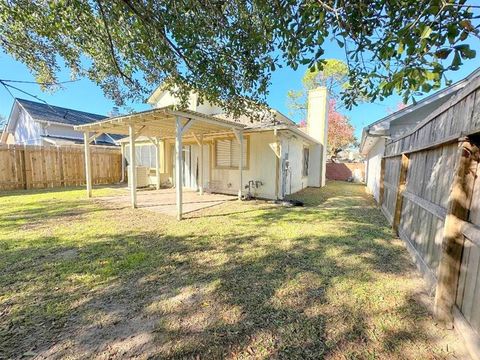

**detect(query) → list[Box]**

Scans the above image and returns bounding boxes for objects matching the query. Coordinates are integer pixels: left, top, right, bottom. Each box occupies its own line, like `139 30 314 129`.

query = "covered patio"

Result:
74 106 246 220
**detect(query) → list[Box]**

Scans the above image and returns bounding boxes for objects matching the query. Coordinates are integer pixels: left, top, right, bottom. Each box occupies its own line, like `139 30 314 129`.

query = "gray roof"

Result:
360 67 480 154
16 98 107 126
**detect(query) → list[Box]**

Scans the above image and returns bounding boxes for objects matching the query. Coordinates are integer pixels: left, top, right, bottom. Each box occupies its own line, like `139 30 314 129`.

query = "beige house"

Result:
75 87 328 219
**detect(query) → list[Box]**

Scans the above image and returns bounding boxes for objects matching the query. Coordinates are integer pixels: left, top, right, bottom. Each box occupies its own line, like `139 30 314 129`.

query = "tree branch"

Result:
119 0 195 72
95 0 135 86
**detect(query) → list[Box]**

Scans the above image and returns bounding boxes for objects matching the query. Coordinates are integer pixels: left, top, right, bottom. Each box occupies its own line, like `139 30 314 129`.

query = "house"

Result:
360 69 480 202
74 87 329 219
0 98 119 146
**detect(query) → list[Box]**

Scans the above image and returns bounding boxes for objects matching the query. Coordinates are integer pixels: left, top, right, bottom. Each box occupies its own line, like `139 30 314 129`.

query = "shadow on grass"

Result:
0 200 100 232
0 182 456 359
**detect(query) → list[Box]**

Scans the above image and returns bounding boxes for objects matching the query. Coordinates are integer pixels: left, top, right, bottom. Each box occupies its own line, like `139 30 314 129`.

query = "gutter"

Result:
360 126 390 155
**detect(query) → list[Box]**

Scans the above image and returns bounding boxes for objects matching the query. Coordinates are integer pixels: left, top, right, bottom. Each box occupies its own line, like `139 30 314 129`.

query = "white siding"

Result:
210 132 278 199
12 107 112 145
14 110 43 144
152 91 223 115
280 134 310 196
365 137 385 202
43 123 84 139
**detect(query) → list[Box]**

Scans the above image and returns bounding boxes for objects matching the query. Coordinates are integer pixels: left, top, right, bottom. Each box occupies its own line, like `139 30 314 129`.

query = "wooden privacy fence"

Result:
380 74 480 358
0 144 122 190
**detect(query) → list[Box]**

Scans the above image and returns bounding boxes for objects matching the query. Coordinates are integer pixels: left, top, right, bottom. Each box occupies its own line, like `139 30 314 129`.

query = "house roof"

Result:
0 98 122 145
15 98 106 126
360 67 480 155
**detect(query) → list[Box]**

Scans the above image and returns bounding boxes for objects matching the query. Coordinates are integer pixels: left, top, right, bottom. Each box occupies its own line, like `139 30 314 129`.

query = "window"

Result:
302 147 309 176
125 143 157 169
215 137 248 169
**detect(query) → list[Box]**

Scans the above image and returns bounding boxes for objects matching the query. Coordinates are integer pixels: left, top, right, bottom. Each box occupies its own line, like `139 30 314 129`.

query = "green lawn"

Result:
0 182 464 359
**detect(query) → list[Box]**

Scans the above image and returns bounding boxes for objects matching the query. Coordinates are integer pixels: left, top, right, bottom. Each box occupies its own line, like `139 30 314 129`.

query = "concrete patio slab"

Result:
99 187 237 217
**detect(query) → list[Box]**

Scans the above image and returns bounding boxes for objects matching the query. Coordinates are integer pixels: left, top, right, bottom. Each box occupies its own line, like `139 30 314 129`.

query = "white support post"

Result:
199 134 204 195
233 130 244 201
83 132 93 198
129 124 137 208
175 117 183 220
155 138 161 190
120 142 126 183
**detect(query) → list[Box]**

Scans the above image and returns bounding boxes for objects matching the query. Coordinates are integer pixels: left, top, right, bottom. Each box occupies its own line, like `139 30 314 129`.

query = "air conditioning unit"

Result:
127 165 149 188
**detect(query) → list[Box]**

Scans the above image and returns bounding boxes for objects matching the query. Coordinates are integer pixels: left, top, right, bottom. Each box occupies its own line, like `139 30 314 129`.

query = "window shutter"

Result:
231 138 247 168
231 141 240 167
216 139 231 167
216 138 247 168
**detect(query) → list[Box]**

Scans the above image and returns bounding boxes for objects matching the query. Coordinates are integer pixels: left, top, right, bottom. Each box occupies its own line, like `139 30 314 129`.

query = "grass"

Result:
0 182 464 359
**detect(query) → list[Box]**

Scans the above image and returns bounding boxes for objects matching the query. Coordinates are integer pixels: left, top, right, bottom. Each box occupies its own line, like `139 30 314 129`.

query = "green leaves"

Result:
455 44 476 59
420 26 433 39
0 0 478 113
435 48 453 59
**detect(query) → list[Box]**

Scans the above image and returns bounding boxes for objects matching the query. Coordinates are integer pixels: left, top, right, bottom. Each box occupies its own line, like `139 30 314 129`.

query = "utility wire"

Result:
0 80 70 118
0 78 80 85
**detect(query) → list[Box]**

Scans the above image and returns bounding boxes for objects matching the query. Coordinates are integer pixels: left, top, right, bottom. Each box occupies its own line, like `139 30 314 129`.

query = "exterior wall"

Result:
11 107 113 145
5 133 15 144
365 137 385 202
152 91 223 115
279 133 310 197
194 98 223 115
210 132 278 199
123 130 319 200
13 109 43 144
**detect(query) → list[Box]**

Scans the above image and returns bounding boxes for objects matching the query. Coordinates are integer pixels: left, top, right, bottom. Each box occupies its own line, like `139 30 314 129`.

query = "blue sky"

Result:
1 39 479 139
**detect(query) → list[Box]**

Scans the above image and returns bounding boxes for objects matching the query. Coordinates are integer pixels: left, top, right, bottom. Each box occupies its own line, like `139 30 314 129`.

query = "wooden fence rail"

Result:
380 73 480 359
0 144 122 191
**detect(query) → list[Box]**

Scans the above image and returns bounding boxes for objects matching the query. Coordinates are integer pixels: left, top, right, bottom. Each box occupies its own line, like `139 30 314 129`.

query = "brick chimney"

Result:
306 87 328 187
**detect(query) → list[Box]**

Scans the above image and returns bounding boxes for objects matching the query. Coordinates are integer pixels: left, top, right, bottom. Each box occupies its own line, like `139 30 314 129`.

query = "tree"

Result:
327 100 355 158
0 1 478 115
287 59 349 117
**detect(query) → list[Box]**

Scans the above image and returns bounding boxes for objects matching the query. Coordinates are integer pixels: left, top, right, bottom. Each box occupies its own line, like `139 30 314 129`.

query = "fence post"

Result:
392 154 409 233
23 145 32 189
58 147 64 187
434 140 479 327
83 132 93 198
379 157 385 205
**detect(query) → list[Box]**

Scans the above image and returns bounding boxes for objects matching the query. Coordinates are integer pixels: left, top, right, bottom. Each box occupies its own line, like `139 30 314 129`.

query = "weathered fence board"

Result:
380 72 480 357
0 144 121 190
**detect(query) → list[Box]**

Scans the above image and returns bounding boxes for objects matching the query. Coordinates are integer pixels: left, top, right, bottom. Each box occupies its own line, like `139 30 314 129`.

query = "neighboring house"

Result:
90 86 329 200
360 68 480 202
0 98 119 146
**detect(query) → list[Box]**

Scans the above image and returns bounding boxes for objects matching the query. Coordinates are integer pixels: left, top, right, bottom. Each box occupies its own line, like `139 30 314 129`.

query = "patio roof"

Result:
74 105 246 221
73 106 246 138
